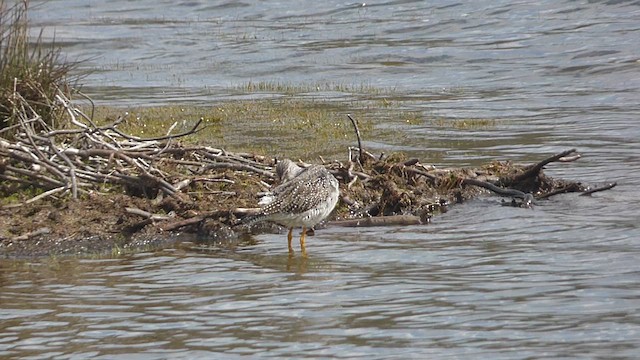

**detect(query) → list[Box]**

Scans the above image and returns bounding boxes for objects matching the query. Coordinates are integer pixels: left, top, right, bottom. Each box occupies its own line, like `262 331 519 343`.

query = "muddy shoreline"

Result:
1 147 601 259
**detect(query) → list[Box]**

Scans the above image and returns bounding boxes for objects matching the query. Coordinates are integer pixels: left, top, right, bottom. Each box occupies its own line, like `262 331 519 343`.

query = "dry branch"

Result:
10 227 51 242
125 207 174 221
347 114 364 165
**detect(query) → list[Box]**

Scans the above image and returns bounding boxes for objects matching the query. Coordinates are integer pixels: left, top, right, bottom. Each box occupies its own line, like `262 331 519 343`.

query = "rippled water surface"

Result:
2 0 640 358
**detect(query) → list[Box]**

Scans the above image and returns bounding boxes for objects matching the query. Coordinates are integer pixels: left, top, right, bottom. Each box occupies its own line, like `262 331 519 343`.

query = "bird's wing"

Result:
261 167 332 215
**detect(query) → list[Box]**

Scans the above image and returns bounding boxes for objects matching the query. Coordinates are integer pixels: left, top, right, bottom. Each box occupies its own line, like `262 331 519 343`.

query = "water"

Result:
2 0 639 358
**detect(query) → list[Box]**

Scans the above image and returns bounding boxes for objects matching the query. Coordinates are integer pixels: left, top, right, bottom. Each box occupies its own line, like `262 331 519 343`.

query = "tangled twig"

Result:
0 87 274 208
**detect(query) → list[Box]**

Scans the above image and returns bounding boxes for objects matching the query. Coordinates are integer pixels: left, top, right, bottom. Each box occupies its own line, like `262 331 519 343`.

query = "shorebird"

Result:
245 159 340 255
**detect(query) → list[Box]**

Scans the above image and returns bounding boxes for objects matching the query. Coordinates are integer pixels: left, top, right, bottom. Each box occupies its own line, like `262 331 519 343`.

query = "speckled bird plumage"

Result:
243 160 339 254
249 163 339 229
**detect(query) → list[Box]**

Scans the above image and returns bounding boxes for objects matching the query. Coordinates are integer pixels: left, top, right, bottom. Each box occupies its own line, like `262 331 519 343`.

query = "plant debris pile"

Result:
0 89 615 257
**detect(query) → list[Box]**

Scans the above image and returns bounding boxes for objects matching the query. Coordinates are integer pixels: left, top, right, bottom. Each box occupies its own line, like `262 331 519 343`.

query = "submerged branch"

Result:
580 182 617 196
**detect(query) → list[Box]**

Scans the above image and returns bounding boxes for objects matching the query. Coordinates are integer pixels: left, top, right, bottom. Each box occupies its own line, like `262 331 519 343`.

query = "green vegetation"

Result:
0 1 77 136
0 184 44 206
236 80 394 96
90 99 374 160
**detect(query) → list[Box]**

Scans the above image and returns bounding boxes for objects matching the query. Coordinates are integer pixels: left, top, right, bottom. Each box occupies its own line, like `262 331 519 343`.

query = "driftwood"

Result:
0 89 274 209
461 148 612 202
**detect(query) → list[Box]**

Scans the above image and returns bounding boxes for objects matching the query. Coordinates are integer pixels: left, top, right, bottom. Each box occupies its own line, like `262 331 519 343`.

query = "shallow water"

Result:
2 0 639 358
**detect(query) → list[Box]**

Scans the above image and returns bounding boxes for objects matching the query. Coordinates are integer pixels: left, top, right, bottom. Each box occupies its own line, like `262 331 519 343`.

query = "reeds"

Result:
0 0 75 136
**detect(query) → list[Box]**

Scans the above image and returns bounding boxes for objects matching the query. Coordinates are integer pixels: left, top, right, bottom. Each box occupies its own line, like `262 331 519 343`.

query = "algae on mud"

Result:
87 99 370 161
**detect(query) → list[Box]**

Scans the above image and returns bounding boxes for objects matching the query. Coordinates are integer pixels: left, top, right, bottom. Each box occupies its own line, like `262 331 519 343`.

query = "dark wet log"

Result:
329 215 422 227
405 167 437 182
462 178 527 198
503 148 578 184
158 216 204 231
403 158 420 166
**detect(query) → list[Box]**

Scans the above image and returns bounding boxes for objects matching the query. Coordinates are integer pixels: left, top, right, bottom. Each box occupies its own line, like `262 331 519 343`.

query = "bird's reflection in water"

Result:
183 232 343 275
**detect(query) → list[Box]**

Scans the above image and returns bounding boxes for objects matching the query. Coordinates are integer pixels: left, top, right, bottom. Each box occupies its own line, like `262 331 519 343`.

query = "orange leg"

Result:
300 226 307 257
287 228 294 253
